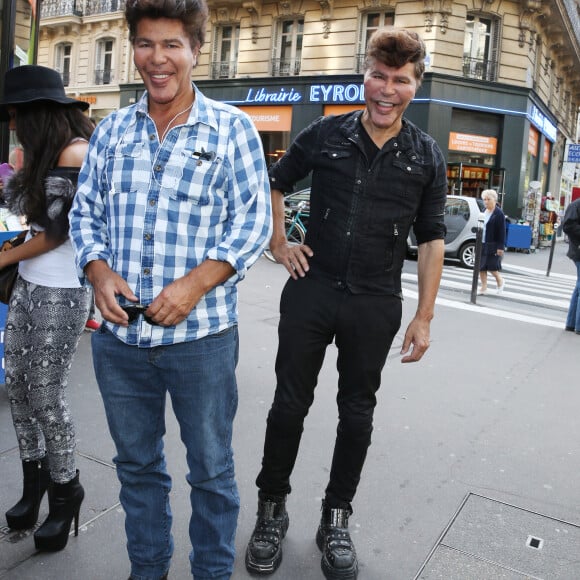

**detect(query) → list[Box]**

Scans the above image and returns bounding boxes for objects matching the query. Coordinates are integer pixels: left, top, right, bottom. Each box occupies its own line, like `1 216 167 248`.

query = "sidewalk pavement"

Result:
1 245 580 579
501 235 574 279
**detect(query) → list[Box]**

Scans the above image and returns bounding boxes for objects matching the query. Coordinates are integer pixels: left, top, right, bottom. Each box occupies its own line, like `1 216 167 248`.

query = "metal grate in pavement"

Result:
414 493 580 579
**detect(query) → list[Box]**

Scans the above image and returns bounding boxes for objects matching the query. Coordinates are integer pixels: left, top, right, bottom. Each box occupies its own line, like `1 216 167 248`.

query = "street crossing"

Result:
401 263 576 328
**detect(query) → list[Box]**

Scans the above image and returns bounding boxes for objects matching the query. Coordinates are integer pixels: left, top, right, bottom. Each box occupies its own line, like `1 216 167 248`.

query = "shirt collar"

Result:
135 83 218 132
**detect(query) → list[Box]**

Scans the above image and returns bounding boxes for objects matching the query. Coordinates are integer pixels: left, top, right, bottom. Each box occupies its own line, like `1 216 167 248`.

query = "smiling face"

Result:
132 17 198 114
362 58 418 141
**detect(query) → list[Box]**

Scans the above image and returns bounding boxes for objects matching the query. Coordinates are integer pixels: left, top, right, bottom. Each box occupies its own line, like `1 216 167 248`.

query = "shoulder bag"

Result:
0 231 26 304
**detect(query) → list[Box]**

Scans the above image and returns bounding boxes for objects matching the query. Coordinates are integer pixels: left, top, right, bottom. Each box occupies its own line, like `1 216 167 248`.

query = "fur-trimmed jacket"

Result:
2 166 79 240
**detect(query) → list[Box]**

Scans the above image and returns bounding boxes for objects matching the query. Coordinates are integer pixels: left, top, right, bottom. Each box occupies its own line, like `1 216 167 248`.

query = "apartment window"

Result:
356 12 395 72
272 19 303 76
55 43 72 87
463 14 500 82
95 38 114 85
211 25 239 79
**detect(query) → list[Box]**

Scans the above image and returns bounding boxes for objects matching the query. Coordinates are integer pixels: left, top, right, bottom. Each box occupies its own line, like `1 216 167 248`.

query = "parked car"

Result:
407 194 485 268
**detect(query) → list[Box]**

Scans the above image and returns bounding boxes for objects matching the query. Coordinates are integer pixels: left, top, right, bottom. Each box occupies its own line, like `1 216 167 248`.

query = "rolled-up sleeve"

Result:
205 112 272 280
268 118 321 192
69 121 112 284
413 139 447 245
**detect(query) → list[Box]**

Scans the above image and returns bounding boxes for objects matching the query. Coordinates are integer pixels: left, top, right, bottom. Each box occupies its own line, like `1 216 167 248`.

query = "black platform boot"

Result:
245 494 289 575
34 470 84 552
5 458 51 530
316 501 358 580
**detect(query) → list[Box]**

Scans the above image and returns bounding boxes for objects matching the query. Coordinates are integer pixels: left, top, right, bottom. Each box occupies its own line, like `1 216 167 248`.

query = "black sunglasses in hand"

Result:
120 304 160 326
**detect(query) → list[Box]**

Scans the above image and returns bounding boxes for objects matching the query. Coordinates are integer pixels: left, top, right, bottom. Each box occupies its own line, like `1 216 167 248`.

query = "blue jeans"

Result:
566 261 580 332
92 326 240 580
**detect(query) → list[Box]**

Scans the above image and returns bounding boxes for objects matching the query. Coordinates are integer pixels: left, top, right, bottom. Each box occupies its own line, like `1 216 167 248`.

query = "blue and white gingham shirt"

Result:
69 86 272 347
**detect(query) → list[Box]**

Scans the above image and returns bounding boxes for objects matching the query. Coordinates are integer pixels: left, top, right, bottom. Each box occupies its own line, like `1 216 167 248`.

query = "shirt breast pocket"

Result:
320 146 354 186
108 142 147 195
390 158 426 201
167 149 222 206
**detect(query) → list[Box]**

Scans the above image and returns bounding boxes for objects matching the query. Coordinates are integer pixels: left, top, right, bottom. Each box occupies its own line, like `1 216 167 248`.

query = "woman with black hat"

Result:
0 65 94 552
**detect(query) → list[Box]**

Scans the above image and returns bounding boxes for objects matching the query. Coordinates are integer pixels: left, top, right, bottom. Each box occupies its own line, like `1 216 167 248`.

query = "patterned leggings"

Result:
4 277 92 483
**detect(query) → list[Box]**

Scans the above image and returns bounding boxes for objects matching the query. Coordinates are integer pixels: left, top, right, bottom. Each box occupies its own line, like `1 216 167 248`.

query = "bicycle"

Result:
264 200 309 263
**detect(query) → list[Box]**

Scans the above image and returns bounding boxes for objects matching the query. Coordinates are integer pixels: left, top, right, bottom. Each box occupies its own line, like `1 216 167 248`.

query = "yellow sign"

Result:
238 106 292 131
76 95 97 105
448 132 497 155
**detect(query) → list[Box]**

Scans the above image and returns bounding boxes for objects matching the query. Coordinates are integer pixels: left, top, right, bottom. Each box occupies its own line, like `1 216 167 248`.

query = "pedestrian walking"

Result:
478 189 506 295
0 65 94 551
245 27 447 580
563 197 580 334
68 0 271 578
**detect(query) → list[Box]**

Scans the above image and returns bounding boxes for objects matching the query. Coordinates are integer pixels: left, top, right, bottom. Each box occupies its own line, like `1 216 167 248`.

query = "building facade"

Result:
36 0 580 233
0 0 39 161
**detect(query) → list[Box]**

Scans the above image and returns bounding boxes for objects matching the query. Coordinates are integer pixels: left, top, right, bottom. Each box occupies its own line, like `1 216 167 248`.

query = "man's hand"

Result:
400 238 443 363
145 275 204 327
145 259 235 326
85 260 138 326
269 188 313 279
270 237 313 279
400 316 431 363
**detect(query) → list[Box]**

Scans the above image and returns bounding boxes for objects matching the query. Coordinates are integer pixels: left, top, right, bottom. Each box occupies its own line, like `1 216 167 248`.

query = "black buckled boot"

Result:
316 501 358 580
34 470 84 552
5 458 51 530
245 494 289 575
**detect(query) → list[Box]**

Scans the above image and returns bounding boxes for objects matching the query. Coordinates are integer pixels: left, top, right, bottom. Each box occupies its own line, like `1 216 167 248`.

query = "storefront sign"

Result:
528 126 539 156
567 144 580 163
238 105 292 131
448 132 497 155
76 95 97 105
244 87 302 103
529 105 557 142
310 84 365 103
543 141 550 165
236 83 366 106
324 104 365 116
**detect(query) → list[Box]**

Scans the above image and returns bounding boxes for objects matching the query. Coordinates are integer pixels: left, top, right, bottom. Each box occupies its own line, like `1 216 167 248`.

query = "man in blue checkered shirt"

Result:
68 0 271 578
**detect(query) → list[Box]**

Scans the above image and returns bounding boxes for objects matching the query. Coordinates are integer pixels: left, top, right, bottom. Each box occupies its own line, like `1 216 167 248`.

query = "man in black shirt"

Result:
246 27 447 580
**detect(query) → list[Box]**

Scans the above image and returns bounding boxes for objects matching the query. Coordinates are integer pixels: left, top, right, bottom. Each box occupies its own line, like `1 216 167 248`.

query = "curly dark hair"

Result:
125 0 209 50
364 27 426 82
8 102 94 228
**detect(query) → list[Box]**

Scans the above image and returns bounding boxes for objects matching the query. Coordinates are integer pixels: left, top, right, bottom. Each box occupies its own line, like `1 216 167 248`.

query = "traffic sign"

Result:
567 144 580 162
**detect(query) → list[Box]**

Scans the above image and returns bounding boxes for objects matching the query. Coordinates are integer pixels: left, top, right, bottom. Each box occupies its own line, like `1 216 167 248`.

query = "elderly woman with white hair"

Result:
479 189 506 294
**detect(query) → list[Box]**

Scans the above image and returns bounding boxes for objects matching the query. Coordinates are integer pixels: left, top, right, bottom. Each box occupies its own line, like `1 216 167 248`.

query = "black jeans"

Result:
256 276 401 507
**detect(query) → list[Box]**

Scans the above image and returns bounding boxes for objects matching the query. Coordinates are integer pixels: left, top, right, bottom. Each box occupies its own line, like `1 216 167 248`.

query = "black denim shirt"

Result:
269 111 447 295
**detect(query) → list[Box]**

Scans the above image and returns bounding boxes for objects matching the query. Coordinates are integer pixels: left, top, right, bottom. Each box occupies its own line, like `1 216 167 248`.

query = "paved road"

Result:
1 243 579 579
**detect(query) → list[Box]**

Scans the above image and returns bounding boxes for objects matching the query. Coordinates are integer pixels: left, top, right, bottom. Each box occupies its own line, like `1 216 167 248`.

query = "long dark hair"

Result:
9 102 94 226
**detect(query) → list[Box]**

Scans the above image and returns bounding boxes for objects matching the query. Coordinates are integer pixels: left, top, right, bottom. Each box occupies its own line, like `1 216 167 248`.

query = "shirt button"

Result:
149 199 156 206
393 142 398 148
144 233 151 241
356 179 361 184
143 268 151 275
149 134 155 140
407 166 412 172
346 231 351 236
155 164 162 171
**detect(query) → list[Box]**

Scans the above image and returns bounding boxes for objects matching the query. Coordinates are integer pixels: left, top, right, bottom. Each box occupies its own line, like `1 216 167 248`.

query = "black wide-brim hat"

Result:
0 65 89 121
